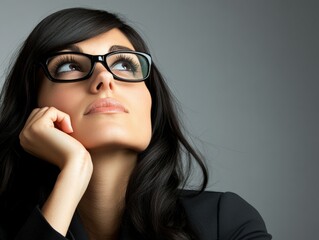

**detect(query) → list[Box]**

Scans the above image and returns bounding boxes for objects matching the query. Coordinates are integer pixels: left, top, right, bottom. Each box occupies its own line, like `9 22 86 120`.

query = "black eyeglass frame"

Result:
39 50 152 83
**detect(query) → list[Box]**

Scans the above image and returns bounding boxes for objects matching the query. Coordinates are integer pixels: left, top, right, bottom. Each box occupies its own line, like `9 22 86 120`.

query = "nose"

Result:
89 62 114 93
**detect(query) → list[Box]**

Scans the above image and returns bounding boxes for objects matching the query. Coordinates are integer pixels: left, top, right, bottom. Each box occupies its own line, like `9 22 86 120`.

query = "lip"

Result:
84 98 128 115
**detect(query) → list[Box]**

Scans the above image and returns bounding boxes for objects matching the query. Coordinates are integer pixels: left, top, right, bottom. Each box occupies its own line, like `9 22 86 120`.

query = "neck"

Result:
77 149 137 240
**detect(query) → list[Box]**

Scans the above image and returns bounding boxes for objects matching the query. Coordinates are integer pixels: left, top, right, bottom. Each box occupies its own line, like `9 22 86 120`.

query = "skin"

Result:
19 28 152 240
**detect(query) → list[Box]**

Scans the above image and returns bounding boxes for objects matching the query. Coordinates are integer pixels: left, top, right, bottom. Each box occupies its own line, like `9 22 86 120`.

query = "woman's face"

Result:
38 28 152 153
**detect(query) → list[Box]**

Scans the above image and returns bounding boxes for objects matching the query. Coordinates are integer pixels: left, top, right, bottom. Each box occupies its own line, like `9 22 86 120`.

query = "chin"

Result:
86 142 150 154
71 122 152 152
73 133 151 153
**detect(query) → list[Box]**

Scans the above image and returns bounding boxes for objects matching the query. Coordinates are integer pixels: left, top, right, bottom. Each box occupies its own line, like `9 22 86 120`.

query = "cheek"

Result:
131 87 153 149
38 81 65 108
38 82 80 114
38 92 67 109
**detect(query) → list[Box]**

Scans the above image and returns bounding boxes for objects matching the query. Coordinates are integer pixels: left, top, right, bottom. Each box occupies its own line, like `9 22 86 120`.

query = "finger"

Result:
43 107 74 133
24 107 49 126
21 108 44 135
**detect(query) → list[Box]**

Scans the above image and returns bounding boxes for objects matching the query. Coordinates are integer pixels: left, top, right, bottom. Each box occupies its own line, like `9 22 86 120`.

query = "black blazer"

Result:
1 191 271 240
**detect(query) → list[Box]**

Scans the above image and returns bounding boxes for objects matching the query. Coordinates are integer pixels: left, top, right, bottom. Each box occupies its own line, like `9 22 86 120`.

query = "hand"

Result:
19 106 88 169
19 107 93 235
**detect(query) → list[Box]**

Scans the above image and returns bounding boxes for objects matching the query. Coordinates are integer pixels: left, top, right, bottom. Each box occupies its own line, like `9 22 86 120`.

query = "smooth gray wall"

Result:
1 1 318 239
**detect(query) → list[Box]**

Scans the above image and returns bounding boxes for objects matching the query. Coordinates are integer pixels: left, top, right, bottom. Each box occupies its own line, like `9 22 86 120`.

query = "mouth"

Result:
84 98 128 115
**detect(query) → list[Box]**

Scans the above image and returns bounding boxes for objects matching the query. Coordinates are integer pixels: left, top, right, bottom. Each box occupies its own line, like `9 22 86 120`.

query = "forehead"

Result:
73 28 135 54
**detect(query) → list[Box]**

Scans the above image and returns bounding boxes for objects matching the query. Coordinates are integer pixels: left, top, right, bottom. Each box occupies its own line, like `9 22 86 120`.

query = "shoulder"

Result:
179 190 222 227
180 190 272 240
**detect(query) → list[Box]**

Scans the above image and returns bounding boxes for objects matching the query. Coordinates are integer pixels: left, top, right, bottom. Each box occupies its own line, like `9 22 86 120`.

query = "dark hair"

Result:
0 8 208 239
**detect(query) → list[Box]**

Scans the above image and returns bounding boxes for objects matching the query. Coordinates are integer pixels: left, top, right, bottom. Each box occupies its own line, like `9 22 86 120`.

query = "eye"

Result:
56 62 81 73
111 60 137 72
47 54 90 79
107 53 144 80
110 54 140 73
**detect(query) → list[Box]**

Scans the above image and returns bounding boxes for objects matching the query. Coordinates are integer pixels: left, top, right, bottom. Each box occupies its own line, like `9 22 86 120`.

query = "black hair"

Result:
0 8 208 239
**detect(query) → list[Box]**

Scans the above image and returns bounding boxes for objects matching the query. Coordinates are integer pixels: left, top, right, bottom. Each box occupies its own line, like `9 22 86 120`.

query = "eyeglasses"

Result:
39 51 152 83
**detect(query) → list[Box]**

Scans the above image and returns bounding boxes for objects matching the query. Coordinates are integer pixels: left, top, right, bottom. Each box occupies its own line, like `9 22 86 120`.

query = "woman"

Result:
0 8 271 240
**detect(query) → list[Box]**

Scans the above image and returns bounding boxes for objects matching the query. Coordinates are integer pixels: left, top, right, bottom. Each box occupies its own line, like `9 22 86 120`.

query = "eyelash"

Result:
49 53 140 76
52 56 78 74
113 54 139 72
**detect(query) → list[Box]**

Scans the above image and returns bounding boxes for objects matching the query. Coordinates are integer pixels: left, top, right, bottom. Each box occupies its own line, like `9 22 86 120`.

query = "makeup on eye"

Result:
53 56 82 74
49 55 89 79
109 54 140 73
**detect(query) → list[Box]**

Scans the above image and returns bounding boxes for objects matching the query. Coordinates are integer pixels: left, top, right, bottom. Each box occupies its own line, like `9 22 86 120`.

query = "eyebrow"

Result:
63 44 83 52
62 44 134 53
109 45 134 52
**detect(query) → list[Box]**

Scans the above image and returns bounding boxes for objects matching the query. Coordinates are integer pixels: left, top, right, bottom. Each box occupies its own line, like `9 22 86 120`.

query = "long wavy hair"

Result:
0 8 208 239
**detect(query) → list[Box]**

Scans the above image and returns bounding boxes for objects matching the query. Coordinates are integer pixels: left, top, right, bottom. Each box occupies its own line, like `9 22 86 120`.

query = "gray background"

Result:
0 0 318 239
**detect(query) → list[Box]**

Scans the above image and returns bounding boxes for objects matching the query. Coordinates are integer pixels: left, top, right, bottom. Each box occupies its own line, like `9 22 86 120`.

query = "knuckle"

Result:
31 107 41 112
23 122 42 138
18 131 25 143
47 106 57 112
19 130 29 147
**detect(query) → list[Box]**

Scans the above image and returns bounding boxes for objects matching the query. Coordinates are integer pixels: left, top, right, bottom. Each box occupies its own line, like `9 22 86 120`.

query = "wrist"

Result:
41 153 93 236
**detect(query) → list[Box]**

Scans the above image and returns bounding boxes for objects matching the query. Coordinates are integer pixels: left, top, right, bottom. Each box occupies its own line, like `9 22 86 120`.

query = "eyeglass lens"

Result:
46 52 149 81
